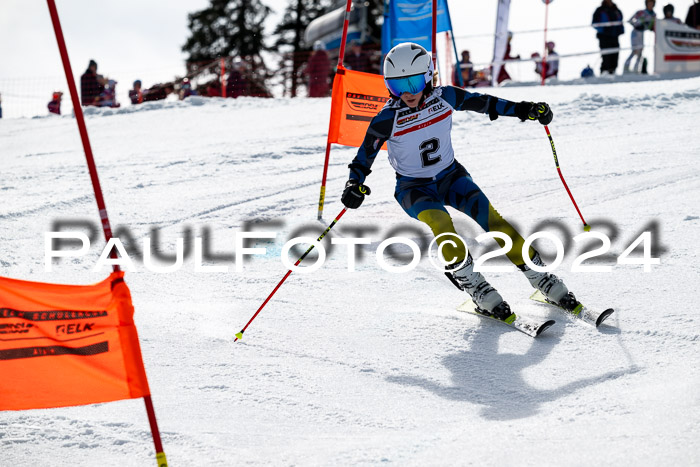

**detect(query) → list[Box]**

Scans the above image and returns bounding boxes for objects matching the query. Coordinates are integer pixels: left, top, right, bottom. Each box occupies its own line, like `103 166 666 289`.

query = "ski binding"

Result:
529 290 614 327
457 299 556 338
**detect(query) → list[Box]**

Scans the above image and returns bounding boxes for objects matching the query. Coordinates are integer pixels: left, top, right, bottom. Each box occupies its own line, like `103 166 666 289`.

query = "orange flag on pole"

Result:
0 271 150 411
328 68 390 149
317 67 390 220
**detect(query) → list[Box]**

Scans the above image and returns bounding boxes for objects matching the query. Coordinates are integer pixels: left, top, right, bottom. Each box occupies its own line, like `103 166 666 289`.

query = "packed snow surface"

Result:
1 77 699 466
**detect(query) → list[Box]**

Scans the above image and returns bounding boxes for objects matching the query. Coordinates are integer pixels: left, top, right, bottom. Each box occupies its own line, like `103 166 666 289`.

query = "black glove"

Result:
341 180 371 209
515 101 553 125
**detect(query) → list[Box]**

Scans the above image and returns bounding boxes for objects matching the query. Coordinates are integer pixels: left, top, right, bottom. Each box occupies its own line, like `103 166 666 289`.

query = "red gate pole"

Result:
46 0 117 263
221 57 227 97
46 2 167 465
336 0 353 70
445 30 452 86
432 0 438 69
317 0 353 221
541 0 550 86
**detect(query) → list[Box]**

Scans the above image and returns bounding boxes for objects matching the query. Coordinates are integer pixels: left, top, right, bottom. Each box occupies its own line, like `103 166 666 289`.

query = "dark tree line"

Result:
181 0 382 96
273 0 330 96
182 0 271 63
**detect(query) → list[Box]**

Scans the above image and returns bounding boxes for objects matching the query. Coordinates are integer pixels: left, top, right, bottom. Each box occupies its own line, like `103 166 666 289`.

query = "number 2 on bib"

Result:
419 138 441 167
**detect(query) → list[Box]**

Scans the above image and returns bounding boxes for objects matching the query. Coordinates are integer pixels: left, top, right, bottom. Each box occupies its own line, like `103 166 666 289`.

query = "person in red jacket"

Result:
226 60 250 98
497 32 520 84
48 91 62 115
129 80 143 105
307 41 331 98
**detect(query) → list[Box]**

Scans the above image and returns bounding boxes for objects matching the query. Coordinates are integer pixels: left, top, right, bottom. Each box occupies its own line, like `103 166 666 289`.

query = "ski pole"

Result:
544 125 591 232
234 207 348 341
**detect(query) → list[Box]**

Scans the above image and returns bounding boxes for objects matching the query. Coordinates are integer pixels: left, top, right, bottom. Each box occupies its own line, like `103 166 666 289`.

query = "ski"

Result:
529 290 614 327
456 299 556 338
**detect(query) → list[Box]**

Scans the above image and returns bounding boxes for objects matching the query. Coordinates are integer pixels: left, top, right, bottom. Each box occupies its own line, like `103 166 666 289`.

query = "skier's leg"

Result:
442 167 533 267
623 51 634 72
633 51 642 73
395 176 509 318
517 251 576 309
628 31 643 73
415 208 466 264
394 181 464 261
443 164 573 307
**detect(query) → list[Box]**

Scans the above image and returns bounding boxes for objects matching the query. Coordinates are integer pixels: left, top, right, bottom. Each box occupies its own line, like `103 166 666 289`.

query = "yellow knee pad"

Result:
417 209 467 264
487 205 534 266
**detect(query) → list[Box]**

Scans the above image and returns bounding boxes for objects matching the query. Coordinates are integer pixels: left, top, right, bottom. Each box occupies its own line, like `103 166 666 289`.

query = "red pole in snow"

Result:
336 0 353 69
317 0 353 220
221 57 227 98
46 2 168 465
235 208 350 341
445 30 452 86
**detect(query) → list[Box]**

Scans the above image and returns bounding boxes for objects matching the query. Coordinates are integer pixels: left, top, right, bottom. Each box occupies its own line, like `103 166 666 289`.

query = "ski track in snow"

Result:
1 79 699 466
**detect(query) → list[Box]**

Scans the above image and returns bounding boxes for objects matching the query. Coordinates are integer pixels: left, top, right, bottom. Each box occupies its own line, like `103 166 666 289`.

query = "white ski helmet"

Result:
383 42 434 97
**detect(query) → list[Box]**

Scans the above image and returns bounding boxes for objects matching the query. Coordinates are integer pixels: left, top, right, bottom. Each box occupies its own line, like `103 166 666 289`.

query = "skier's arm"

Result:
440 85 520 120
347 108 393 184
441 86 553 125
342 107 393 208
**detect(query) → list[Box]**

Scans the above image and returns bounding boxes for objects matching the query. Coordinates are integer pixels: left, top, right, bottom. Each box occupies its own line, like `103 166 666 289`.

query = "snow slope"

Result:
1 77 700 466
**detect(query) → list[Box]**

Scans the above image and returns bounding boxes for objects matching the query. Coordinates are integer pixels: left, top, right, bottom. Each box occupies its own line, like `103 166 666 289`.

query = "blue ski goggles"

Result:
385 73 427 96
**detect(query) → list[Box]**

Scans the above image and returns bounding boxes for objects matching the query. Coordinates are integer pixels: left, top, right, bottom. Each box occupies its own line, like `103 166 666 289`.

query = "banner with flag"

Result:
382 0 451 55
492 0 512 86
328 68 390 149
0 271 151 411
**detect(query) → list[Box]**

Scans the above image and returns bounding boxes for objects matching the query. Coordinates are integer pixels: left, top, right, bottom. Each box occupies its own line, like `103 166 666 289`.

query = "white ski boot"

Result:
519 252 578 310
446 255 513 321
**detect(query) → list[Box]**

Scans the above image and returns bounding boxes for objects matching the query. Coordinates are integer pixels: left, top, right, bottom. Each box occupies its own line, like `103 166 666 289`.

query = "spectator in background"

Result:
143 83 174 102
307 41 331 97
454 50 474 87
624 0 656 74
0 92 3 118
80 60 107 106
129 80 143 105
497 32 519 84
99 79 120 107
48 91 62 115
532 41 559 79
345 40 372 73
662 4 683 23
226 60 249 98
180 78 198 100
206 81 222 97
592 0 625 75
685 0 700 28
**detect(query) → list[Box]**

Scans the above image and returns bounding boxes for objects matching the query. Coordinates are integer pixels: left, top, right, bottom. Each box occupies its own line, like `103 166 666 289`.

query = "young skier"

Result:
340 42 576 322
